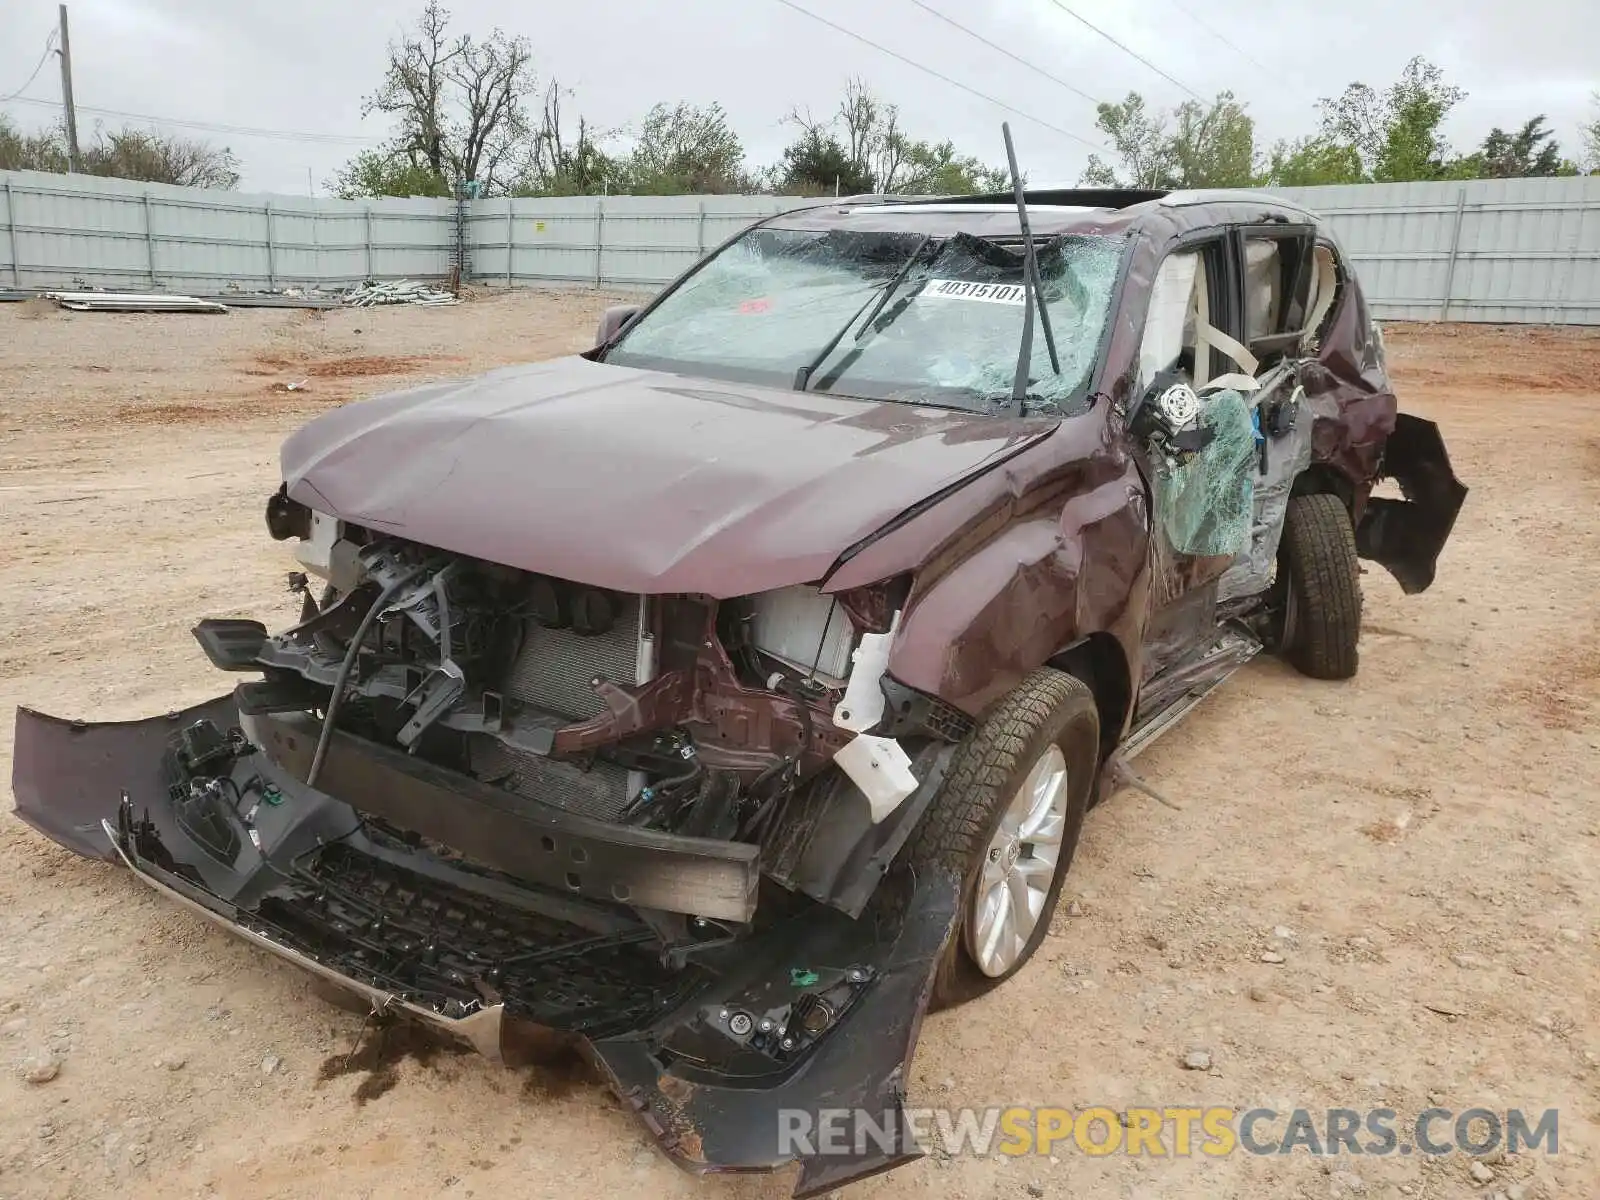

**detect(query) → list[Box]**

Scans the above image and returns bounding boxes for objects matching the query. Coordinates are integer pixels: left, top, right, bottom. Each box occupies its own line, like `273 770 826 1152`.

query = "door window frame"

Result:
1229 224 1317 368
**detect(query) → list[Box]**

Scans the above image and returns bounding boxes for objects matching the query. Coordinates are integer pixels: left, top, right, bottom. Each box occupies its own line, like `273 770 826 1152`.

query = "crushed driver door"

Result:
1128 236 1260 682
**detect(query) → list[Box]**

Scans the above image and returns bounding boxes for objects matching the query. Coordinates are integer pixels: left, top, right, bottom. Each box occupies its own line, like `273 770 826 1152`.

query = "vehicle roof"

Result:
765 187 1325 242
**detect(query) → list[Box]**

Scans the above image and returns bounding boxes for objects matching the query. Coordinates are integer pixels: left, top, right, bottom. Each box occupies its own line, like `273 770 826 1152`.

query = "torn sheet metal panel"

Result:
1355 412 1469 594
1297 275 1395 501
208 293 341 310
44 290 229 313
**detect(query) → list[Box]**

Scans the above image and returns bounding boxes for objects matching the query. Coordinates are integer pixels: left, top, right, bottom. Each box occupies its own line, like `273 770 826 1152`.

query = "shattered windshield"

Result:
605 226 1126 415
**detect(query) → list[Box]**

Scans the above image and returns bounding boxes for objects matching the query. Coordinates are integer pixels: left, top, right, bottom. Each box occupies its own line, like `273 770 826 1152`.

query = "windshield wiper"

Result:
794 235 933 392
1002 123 1060 415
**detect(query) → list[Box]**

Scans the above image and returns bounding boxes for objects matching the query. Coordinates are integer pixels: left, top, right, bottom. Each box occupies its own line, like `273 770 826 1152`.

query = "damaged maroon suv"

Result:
14 187 1464 1194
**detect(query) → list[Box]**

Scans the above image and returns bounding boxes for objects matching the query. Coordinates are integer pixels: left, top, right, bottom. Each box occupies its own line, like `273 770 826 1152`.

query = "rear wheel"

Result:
1277 492 1362 680
905 668 1098 1008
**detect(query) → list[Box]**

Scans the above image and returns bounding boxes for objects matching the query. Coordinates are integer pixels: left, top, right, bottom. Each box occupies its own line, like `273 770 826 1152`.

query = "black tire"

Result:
1278 492 1362 680
905 667 1098 1008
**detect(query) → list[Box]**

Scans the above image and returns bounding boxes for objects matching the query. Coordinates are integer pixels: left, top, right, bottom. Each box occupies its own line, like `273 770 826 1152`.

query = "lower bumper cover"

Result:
11 699 961 1196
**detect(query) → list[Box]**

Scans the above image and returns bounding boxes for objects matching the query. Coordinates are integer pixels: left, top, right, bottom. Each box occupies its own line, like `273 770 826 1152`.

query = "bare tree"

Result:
86 128 240 188
1581 92 1600 172
775 80 1002 196
356 1 536 196
837 78 881 183
446 26 534 190
513 80 617 196
367 0 454 179
1 115 238 188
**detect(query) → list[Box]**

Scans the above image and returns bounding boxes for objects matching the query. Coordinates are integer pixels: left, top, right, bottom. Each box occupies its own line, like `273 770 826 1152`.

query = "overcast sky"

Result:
1 0 1595 194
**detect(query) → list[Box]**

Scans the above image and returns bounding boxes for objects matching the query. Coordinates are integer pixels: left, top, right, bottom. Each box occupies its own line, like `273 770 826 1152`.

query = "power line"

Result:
769 0 1107 153
1 29 57 103
1042 0 1204 101
0 93 383 145
905 0 1104 109
1163 0 1271 74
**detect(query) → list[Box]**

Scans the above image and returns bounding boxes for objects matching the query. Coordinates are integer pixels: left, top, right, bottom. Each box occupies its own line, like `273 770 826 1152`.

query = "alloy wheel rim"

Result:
965 744 1070 977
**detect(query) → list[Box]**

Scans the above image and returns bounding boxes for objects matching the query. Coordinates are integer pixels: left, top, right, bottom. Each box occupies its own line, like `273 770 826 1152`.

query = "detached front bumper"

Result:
11 698 961 1197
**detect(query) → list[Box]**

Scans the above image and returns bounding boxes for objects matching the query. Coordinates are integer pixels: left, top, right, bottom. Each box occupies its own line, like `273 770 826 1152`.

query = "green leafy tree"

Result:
775 127 873 195
1081 91 1256 189
1169 92 1255 187
1318 57 1464 182
1081 93 1176 188
893 139 1008 195
329 150 450 198
0 116 70 174
1459 116 1577 178
1258 136 1365 187
620 102 750 194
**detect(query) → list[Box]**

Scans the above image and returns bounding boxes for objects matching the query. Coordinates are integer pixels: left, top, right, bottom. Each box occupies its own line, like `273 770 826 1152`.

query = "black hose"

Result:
618 758 703 824
306 561 430 788
736 677 818 841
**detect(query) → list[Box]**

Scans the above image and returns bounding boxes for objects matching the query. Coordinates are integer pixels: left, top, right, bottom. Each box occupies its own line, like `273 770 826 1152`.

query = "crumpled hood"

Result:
282 357 1057 597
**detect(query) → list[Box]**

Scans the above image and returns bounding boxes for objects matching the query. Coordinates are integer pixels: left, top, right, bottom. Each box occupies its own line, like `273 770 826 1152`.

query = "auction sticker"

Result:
923 279 1026 304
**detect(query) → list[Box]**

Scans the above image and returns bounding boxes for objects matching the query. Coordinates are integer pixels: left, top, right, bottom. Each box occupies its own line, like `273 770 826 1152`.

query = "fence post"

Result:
696 199 706 257
505 199 514 290
594 200 605 288
142 192 156 286
264 201 276 292
364 206 374 281
1439 186 1467 321
4 180 18 286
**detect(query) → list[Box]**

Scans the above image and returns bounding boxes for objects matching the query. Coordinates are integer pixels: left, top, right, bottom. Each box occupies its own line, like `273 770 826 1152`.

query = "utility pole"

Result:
57 5 81 172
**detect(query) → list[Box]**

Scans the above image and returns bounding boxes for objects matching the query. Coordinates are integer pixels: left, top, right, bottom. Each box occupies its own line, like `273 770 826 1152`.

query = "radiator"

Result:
501 597 645 720
481 595 647 820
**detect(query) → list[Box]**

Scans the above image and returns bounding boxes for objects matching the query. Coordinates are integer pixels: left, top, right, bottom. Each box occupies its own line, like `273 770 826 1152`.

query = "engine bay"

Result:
209 514 915 857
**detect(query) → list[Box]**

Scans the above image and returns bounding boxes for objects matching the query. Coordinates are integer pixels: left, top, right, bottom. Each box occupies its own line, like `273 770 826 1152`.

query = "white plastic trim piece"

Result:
293 510 340 578
832 610 901 733
834 734 919 824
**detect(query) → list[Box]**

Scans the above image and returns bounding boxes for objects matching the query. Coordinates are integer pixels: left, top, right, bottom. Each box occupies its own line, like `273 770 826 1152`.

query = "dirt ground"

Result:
1 293 1596 1200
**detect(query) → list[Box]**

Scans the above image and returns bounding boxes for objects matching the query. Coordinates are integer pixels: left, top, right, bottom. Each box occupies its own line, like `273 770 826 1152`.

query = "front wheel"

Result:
1276 492 1362 679
905 668 1098 1008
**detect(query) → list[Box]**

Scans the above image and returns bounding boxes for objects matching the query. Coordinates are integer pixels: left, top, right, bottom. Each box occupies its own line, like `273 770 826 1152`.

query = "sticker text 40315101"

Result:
922 279 1026 305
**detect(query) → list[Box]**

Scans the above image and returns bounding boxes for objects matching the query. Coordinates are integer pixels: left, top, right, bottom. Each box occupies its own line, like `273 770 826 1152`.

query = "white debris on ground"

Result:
342 279 460 307
42 291 229 314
